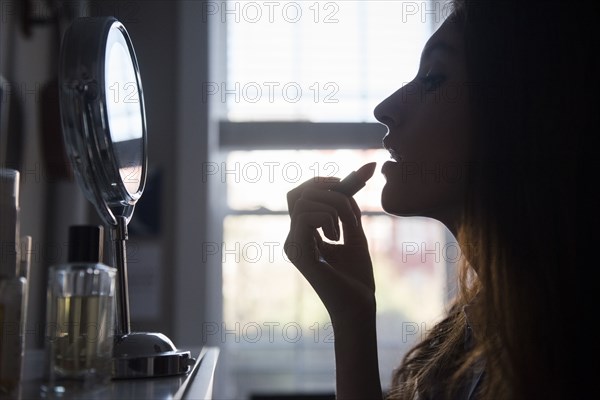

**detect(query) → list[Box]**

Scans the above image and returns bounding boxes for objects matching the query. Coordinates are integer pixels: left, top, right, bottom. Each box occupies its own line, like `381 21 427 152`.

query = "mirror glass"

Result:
59 17 147 226
105 26 144 196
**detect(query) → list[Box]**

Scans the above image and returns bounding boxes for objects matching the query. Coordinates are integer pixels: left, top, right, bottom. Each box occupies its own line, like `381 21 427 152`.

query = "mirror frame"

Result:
59 16 147 226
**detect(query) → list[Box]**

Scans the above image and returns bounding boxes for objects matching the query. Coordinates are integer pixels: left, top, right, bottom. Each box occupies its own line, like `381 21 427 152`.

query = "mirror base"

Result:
112 332 193 379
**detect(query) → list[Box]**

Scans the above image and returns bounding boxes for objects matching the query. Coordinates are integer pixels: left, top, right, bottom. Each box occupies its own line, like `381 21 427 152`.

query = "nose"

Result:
373 80 420 129
373 94 397 128
375 94 397 151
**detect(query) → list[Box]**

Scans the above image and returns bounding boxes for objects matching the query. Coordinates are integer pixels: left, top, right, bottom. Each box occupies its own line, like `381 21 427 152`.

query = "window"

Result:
204 1 456 398
224 1 430 122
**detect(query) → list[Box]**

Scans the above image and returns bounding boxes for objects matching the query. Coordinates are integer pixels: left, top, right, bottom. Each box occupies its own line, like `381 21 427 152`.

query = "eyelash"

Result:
419 73 446 92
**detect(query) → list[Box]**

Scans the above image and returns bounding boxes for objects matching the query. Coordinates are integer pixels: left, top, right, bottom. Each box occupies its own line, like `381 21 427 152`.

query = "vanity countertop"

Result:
2 346 219 400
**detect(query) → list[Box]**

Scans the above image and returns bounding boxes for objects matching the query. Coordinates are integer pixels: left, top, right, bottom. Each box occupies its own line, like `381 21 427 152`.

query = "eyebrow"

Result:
421 41 457 60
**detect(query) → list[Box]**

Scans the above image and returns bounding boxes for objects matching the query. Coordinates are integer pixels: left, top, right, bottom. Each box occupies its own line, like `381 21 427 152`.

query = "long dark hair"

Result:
388 1 583 398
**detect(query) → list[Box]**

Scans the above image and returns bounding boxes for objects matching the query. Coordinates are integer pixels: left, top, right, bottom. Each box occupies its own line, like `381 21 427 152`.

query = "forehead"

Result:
422 17 463 57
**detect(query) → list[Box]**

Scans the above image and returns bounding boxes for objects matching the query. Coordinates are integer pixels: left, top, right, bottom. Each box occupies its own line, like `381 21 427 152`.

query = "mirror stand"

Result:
113 216 131 335
111 217 193 379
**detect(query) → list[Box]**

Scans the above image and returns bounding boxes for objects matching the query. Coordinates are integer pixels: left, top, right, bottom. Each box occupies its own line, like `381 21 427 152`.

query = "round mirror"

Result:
59 16 147 227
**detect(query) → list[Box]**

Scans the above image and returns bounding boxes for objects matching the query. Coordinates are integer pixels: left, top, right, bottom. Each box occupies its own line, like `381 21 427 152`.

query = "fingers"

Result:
299 187 359 229
300 190 368 246
287 176 340 214
315 236 340 262
286 198 374 296
286 192 347 275
287 176 366 249
342 197 368 246
292 200 340 241
285 215 330 283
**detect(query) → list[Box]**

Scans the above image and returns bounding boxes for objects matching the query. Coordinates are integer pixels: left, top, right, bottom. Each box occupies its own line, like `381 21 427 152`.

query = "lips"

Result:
382 136 403 162
388 148 403 162
382 159 404 176
382 134 403 177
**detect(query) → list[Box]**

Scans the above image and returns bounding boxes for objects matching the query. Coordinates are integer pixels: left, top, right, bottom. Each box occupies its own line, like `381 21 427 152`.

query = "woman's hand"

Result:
285 176 383 399
284 176 376 325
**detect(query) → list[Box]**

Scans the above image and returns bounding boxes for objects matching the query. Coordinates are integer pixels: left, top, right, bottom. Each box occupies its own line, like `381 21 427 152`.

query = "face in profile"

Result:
374 16 471 231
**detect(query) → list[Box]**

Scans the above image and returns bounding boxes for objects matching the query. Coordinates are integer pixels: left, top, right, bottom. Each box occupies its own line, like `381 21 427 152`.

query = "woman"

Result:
285 1 584 399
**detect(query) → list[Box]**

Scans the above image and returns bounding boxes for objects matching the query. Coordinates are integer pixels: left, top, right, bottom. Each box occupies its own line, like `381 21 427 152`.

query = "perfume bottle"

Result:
0 169 27 395
45 225 116 385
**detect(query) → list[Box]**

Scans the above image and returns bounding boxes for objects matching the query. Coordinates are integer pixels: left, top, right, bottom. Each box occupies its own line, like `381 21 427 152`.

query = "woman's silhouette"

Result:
285 1 587 398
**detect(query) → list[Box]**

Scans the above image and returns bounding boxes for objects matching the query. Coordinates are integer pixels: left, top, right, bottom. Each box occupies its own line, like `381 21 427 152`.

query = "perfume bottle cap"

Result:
0 168 19 205
68 225 104 263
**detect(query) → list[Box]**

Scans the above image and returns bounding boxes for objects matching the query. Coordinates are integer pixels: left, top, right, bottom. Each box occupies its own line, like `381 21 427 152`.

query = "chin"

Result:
380 185 420 217
380 167 429 216
380 182 450 220
381 191 460 237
